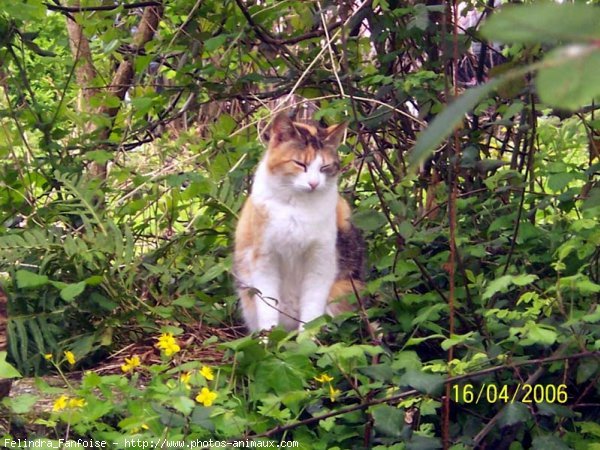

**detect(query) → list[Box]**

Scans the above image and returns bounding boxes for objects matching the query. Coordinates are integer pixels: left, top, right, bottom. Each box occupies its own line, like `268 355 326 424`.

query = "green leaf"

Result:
172 395 196 416
85 150 113 164
526 323 557 346
372 404 405 438
582 305 600 323
15 270 48 289
357 364 394 382
440 331 475 351
409 79 500 168
0 351 21 378
204 34 227 52
576 359 599 385
399 370 444 395
173 295 196 308
197 263 227 284
405 435 443 450
3 1 46 21
131 96 154 115
582 186 600 210
537 46 600 110
483 274 537 300
4 393 37 413
482 3 600 44
498 402 531 427
512 274 538 286
255 355 309 395
152 402 186 427
547 172 576 192
531 435 570 450
579 421 600 437
482 275 512 299
352 209 387 232
190 406 215 431
60 281 86 302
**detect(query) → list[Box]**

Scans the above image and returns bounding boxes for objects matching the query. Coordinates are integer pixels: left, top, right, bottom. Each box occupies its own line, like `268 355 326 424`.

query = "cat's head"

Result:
262 112 347 193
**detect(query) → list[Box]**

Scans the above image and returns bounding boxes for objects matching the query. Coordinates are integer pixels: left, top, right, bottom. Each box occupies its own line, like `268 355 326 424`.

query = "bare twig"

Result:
45 1 161 13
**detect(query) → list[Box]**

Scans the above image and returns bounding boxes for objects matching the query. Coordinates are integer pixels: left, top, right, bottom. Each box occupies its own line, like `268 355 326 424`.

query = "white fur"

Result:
241 156 338 331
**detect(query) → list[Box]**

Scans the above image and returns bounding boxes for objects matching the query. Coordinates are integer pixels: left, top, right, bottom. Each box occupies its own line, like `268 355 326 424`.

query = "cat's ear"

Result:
323 122 347 148
263 112 299 144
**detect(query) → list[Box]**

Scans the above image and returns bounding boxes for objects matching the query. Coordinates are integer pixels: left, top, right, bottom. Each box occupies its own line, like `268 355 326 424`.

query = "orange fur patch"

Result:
292 122 319 137
336 197 352 232
327 279 362 315
235 198 269 266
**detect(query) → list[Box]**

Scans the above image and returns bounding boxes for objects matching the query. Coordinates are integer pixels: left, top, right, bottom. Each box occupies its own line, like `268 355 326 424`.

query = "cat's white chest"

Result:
264 201 335 249
266 205 336 249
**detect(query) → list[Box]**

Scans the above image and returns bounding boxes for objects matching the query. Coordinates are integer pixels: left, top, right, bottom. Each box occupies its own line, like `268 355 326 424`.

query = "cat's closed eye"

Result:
292 160 307 171
320 164 331 173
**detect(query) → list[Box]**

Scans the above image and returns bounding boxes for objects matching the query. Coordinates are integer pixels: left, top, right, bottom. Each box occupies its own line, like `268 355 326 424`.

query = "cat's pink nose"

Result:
308 181 319 190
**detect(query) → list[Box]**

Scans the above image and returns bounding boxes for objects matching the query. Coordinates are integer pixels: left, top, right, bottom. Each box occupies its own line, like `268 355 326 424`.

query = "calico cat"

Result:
234 112 365 332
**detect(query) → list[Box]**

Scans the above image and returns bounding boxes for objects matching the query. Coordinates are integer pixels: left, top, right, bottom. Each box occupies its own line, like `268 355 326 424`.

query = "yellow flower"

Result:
195 387 217 407
155 333 181 357
53 395 68 412
67 398 86 409
180 372 192 389
44 353 53 361
64 351 76 365
199 365 214 381
328 384 341 402
121 355 141 373
314 373 334 383
131 424 149 433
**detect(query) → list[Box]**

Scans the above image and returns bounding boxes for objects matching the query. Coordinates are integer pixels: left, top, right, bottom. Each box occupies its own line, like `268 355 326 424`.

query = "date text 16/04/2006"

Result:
452 383 568 404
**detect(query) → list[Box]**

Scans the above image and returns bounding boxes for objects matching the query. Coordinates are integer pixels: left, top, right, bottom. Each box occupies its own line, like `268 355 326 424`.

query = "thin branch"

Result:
45 1 161 13
233 0 349 46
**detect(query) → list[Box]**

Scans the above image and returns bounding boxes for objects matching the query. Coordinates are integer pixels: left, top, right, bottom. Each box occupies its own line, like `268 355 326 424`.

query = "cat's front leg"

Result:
251 260 282 331
298 245 337 329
